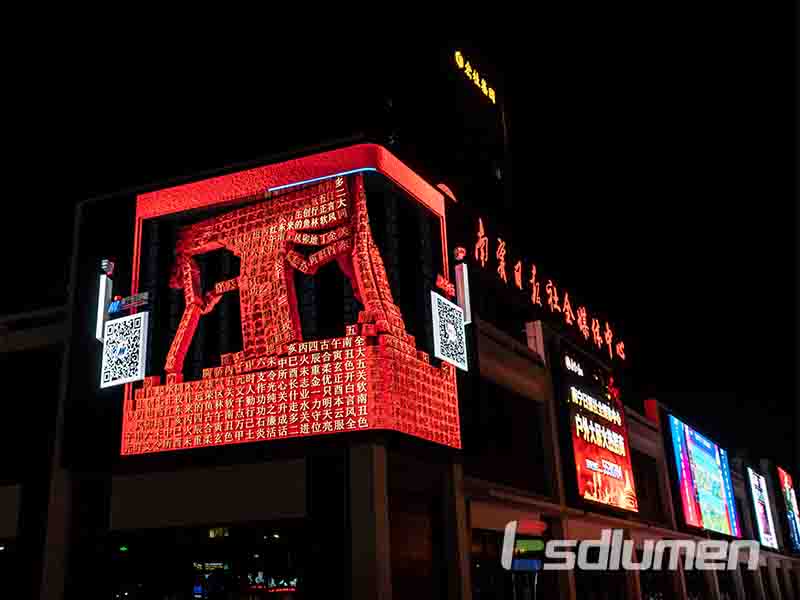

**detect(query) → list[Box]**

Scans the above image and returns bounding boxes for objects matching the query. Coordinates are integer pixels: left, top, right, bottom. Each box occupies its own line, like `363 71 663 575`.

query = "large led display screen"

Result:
120 144 461 455
777 466 800 552
568 385 639 512
747 467 779 549
668 414 741 536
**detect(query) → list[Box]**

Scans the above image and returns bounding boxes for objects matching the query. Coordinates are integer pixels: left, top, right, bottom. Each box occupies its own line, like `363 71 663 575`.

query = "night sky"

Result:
5 25 797 471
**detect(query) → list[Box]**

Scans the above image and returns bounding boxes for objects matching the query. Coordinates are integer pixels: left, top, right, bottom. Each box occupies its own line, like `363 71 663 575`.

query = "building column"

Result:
442 462 471 600
779 562 794 600
704 569 722 600
670 561 689 600
552 518 577 600
731 564 747 600
38 468 69 600
766 559 782 600
349 443 392 600
621 530 642 600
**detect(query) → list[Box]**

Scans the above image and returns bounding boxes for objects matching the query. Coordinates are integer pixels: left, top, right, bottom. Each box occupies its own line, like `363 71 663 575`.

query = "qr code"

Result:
430 292 468 371
100 312 149 388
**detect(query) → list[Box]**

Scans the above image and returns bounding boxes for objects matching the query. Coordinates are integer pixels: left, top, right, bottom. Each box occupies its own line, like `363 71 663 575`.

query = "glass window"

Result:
638 548 676 600
108 521 304 599
461 377 549 495
573 546 628 600
630 449 666 525
470 528 559 600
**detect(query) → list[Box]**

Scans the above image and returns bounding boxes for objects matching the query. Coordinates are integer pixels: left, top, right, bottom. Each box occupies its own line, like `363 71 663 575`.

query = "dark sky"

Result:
6 22 797 470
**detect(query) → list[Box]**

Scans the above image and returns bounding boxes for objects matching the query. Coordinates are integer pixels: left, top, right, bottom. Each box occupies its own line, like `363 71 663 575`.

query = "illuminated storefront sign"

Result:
747 467 779 549
567 385 638 512
777 466 800 552
454 50 496 104
564 355 583 377
464 217 626 361
121 145 461 455
668 415 741 537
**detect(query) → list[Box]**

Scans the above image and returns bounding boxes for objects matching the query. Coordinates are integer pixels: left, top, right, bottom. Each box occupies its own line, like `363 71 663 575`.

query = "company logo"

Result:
564 355 584 377
502 524 759 571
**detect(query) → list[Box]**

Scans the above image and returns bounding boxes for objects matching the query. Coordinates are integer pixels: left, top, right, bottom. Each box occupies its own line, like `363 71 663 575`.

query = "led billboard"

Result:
777 466 800 552
120 144 462 455
747 467 779 549
567 385 639 512
668 414 741 537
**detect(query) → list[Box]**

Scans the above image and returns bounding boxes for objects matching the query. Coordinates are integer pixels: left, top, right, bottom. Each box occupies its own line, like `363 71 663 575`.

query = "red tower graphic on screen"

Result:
122 146 460 455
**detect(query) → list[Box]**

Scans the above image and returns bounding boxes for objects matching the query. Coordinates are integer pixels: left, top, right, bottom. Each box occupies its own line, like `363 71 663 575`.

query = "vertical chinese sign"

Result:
121 144 461 455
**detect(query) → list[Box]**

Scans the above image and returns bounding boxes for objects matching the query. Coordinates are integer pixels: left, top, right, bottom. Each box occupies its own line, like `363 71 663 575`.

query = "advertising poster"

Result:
777 466 800 552
568 385 639 512
669 415 741 537
747 467 779 549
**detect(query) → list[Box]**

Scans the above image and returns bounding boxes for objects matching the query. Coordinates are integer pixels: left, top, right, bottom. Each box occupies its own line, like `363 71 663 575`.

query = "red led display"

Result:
122 148 461 455
123 333 459 454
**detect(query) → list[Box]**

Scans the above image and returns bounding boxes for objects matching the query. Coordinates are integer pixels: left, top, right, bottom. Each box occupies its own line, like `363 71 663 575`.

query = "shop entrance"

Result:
109 521 304 600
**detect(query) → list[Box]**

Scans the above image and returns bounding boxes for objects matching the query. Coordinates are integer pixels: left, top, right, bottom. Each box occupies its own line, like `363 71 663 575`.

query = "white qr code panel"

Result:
430 291 468 372
100 312 149 388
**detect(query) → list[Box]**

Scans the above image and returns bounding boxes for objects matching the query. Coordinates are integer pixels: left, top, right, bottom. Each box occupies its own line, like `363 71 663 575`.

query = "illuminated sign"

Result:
461 217 626 361
121 146 461 455
668 415 741 537
777 466 800 552
747 467 779 549
564 355 583 377
454 50 496 104
567 385 638 512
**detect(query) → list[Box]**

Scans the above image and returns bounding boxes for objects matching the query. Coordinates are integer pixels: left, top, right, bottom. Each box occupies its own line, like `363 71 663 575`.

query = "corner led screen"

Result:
777 466 800 552
747 467 779 549
668 414 741 537
121 144 461 455
568 385 639 512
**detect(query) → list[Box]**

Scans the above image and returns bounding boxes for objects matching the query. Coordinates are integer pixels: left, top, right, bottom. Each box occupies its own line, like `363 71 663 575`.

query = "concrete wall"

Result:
110 460 305 530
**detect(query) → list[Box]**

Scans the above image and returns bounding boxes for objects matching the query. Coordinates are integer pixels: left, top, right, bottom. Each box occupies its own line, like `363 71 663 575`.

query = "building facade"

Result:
2 137 799 599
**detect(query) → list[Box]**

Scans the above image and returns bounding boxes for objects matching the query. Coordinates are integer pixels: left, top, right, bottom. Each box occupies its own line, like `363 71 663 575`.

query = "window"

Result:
630 449 666 524
461 377 549 495
470 528 559 600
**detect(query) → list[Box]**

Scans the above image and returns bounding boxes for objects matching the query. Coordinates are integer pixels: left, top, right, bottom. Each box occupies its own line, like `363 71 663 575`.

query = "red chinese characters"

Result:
464 217 627 361
123 334 460 455
122 173 461 455
475 218 488 267
496 238 507 283
513 261 523 290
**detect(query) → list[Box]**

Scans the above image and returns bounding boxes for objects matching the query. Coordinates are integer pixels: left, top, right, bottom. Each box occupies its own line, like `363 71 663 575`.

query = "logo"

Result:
502 524 759 571
500 520 548 572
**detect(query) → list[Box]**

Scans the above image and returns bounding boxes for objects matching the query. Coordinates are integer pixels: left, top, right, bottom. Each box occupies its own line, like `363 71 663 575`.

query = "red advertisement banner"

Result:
568 386 638 512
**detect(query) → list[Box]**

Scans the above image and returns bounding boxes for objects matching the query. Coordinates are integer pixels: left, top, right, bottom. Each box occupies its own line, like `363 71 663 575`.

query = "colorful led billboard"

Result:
668 415 741 537
747 467 779 549
120 145 462 455
567 385 639 512
777 466 800 552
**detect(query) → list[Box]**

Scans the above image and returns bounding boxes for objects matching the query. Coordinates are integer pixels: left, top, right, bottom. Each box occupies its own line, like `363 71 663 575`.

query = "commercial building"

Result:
0 48 797 600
